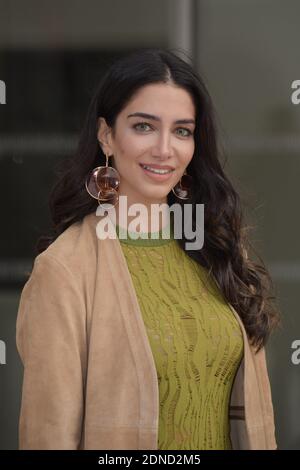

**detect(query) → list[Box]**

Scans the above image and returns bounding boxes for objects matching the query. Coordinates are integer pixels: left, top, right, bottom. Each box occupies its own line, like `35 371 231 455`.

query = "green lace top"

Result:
113 218 244 450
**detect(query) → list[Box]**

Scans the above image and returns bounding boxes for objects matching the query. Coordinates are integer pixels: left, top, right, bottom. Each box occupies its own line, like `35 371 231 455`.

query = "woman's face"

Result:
97 82 196 209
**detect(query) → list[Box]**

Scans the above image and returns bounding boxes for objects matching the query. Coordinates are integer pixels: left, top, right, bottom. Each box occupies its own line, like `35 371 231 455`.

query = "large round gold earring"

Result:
85 153 120 208
171 170 193 200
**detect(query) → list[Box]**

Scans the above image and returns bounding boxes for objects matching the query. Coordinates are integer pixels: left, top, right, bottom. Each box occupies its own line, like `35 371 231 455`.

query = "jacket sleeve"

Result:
16 253 87 449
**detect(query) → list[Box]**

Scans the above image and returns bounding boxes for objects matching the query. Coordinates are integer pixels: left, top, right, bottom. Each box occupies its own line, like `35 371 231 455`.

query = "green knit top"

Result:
114 217 244 450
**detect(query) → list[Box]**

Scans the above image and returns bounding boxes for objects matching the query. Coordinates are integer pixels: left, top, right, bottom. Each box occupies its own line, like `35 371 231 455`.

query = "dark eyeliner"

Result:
133 122 193 136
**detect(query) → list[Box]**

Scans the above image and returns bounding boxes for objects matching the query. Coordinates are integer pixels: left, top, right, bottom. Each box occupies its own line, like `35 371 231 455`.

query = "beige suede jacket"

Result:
16 211 277 450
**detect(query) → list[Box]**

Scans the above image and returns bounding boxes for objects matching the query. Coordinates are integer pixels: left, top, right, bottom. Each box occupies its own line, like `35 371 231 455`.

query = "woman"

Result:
16 48 281 450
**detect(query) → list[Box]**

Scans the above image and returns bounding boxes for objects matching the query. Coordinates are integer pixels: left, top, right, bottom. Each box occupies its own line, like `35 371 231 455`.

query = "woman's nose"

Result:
153 131 174 158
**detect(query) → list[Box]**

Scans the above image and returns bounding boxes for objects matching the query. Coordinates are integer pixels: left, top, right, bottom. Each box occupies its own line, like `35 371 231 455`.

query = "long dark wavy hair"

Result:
36 47 281 353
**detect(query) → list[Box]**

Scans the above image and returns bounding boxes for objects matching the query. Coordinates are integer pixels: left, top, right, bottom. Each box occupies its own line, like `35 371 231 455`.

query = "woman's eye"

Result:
176 128 192 137
133 122 152 132
133 122 193 137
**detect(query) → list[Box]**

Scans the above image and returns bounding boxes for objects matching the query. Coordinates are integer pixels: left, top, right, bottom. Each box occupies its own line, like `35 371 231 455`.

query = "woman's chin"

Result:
134 191 169 206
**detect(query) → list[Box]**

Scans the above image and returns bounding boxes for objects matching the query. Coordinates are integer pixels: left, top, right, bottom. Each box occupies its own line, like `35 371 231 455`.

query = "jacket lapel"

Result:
227 304 266 449
103 227 159 448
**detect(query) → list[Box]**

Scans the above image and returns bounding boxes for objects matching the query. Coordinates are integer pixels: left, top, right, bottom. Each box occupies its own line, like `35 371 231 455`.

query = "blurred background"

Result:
0 0 299 449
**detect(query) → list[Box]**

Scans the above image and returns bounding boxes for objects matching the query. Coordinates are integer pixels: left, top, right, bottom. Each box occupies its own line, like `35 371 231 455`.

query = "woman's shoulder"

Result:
32 211 99 280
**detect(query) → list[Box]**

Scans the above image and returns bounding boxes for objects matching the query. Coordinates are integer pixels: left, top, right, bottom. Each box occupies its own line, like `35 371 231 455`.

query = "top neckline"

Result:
114 215 175 247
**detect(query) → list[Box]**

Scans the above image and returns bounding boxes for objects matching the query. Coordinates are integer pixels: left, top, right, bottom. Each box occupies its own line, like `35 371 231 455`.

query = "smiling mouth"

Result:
139 163 175 175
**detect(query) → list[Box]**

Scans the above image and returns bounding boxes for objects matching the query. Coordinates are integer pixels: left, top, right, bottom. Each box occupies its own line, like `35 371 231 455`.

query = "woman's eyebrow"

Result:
127 112 195 125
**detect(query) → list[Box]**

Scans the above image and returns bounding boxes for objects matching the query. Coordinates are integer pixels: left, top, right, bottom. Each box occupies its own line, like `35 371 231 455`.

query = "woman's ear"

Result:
97 117 113 155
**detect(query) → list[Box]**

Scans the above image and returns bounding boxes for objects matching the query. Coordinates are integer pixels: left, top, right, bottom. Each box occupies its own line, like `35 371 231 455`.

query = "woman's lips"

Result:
139 163 175 182
139 163 175 170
